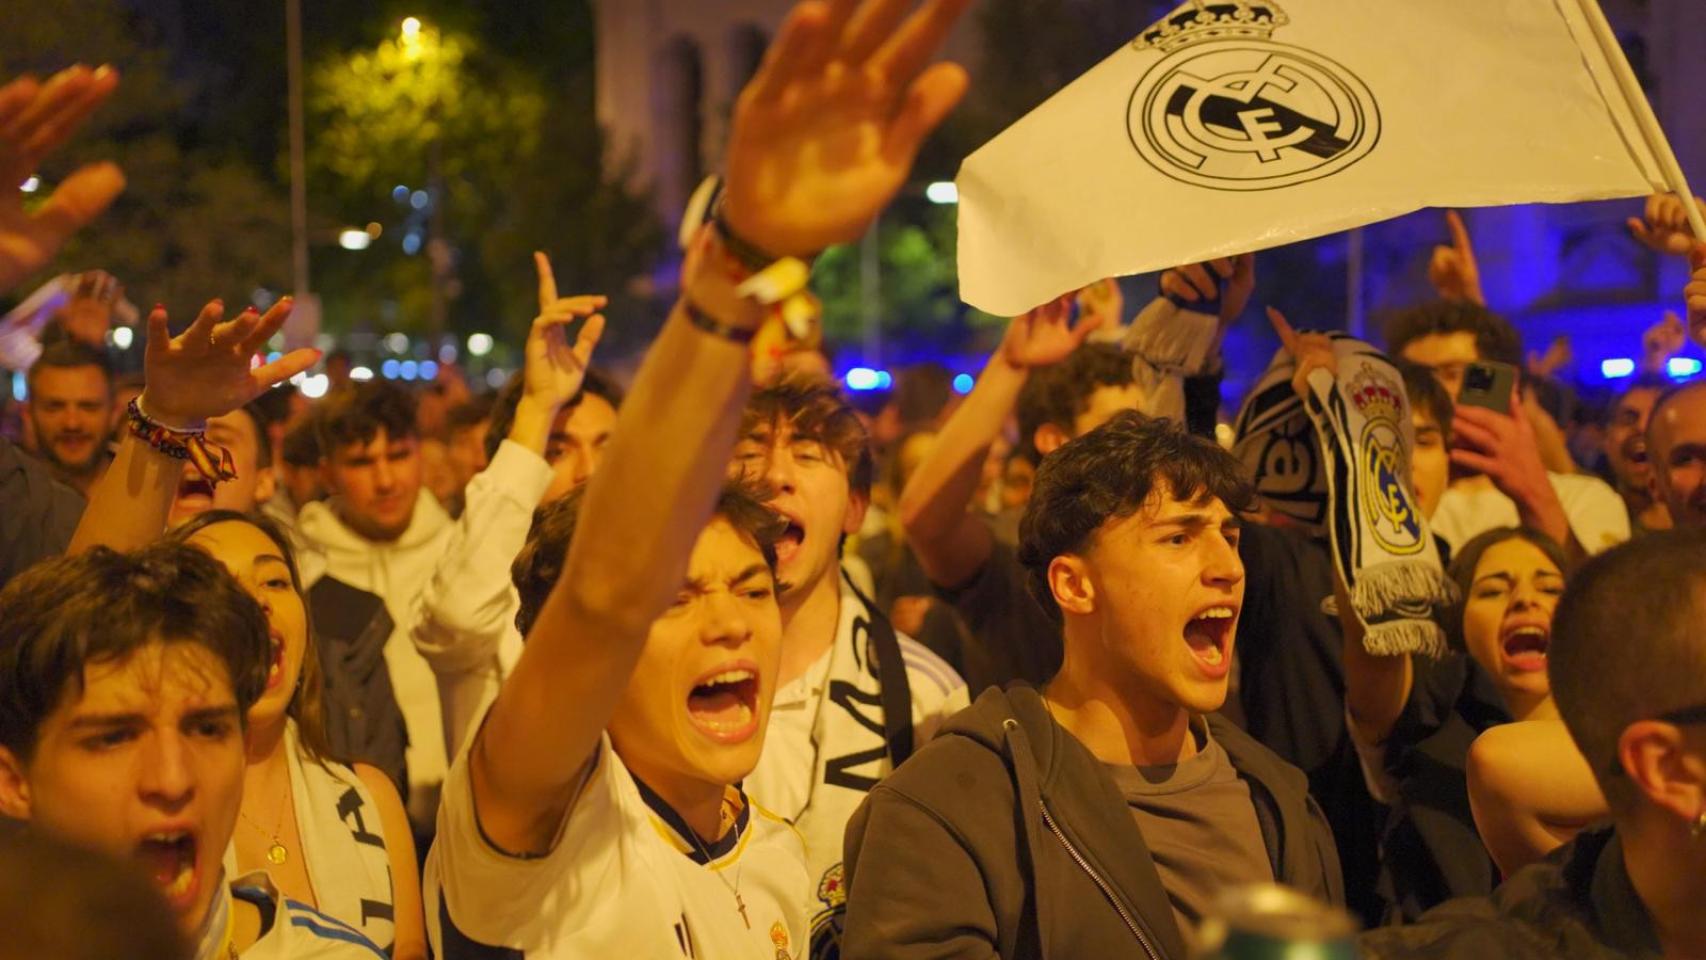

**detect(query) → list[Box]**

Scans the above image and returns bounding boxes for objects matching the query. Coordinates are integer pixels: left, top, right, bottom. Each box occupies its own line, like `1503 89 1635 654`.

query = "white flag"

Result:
956 0 1667 316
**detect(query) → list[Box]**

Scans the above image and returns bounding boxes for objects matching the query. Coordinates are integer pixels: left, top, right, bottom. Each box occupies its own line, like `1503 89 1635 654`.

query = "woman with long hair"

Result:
165 510 425 958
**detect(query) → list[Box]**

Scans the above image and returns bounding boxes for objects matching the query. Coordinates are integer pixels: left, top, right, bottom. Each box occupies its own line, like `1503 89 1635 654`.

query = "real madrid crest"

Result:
1346 368 1424 556
1127 0 1380 191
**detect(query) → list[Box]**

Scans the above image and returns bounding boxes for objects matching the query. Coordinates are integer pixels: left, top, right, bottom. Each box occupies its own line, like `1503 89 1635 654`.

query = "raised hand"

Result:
1627 193 1706 258
1640 311 1686 374
1427 210 1484 306
1160 253 1255 325
719 0 972 257
1075 277 1123 331
1526 335 1572 379
141 298 319 429
1001 293 1101 369
1267 306 1336 401
0 66 125 295
524 251 607 409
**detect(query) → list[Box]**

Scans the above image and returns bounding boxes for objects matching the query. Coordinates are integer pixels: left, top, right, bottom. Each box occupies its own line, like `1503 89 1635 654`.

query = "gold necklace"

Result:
239 780 291 866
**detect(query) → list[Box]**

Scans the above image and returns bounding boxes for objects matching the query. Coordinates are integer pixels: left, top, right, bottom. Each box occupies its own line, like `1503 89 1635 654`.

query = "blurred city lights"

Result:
20 175 40 193
110 326 134 350
1670 357 1703 378
926 181 958 205
399 360 420 380
438 343 458 363
381 359 401 379
952 373 974 394
266 351 283 364
467 332 494 357
402 232 422 255
300 373 330 399
486 368 509 388
383 332 410 353
1600 358 1635 378
350 365 375 382
401 16 422 39
338 229 372 251
844 367 883 391
420 360 440 380
410 190 429 210
393 185 410 203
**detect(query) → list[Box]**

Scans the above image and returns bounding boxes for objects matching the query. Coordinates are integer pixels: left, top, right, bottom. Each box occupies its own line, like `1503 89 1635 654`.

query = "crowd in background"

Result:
3 2 1706 959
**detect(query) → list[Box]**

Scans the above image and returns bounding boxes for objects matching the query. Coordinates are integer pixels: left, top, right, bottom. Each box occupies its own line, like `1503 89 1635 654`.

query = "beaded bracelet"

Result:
126 398 238 484
684 301 759 344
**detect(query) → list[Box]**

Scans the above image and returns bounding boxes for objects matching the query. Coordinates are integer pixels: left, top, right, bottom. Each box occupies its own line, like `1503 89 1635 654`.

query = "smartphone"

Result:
1457 361 1516 416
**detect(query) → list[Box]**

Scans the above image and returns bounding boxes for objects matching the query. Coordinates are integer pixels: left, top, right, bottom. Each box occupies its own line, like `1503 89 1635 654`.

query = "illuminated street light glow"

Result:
350 365 375 382
467 332 494 357
20 175 40 193
111 327 134 350
421 360 440 380
401 17 422 39
952 373 973 394
1670 357 1703 378
410 190 429 210
1600 358 1635 379
926 181 958 204
338 228 372 250
383 332 410 354
381 359 401 379
300 373 331 399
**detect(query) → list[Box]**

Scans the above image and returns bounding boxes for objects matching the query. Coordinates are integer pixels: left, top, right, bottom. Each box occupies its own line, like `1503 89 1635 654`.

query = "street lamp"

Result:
401 17 422 39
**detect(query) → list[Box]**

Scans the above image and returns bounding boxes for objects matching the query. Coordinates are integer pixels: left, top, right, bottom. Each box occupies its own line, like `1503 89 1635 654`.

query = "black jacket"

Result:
842 685 1343 960
1359 827 1660 959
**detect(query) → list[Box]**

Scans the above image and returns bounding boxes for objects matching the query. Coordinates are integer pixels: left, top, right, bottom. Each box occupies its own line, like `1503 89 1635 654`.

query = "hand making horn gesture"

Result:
1428 210 1485 306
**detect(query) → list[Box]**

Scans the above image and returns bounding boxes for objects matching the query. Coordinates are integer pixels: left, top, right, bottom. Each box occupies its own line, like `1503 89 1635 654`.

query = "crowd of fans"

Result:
2 2 1706 959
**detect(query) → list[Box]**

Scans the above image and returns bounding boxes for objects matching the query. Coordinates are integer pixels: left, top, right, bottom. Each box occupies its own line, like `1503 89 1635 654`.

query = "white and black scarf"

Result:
1233 334 1453 656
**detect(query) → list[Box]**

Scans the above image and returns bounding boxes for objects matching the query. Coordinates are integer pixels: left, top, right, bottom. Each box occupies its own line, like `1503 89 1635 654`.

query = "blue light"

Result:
399 360 419 381
401 232 422 255
952 373 974 394
1668 357 1702 379
420 360 439 381
876 371 893 389
381 359 401 379
266 351 282 364
1600 358 1635 379
845 367 881 391
392 185 409 203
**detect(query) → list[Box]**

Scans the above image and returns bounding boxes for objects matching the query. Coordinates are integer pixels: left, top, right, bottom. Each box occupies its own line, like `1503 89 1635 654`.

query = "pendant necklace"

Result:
240 781 291 866
686 796 749 928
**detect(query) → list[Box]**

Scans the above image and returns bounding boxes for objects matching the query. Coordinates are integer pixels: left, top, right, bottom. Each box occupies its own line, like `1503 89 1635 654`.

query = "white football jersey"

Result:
426 730 809 959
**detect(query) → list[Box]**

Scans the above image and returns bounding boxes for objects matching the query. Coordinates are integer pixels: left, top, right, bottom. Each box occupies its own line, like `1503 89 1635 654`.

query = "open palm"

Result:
142 298 319 428
719 0 971 258
1002 294 1101 369
0 66 125 295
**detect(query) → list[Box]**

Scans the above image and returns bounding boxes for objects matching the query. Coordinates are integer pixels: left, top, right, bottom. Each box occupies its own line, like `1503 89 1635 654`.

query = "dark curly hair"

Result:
1015 342 1134 459
1018 411 1255 622
0 543 270 760
511 481 785 639
1384 300 1522 368
741 376 874 496
315 379 419 454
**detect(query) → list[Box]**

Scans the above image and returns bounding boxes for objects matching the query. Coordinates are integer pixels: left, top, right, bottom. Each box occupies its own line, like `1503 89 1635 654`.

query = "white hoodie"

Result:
296 441 553 827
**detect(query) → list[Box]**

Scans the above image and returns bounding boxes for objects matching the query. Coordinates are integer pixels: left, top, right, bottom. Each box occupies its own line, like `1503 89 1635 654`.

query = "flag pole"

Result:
1575 0 1706 241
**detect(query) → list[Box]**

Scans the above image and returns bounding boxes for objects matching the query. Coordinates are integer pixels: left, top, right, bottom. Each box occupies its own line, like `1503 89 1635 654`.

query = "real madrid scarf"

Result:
1232 334 1453 657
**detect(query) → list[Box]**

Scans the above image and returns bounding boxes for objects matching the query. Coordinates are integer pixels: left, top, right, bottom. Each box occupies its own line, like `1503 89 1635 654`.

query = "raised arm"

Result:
67 298 317 553
1269 308 1414 747
1466 720 1606 877
412 255 606 754
471 0 972 854
899 295 1096 589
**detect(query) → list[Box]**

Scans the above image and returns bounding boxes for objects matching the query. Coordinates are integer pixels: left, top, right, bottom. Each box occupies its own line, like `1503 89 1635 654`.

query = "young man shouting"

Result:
420 0 975 955
843 413 1341 959
0 543 384 958
732 378 969 949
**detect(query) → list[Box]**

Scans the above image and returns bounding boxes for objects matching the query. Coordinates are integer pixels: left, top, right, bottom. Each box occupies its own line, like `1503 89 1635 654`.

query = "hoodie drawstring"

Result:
1002 716 1054 960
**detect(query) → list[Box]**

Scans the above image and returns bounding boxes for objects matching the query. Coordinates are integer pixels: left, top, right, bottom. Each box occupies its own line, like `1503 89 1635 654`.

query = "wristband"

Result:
684 301 759 344
126 398 238 484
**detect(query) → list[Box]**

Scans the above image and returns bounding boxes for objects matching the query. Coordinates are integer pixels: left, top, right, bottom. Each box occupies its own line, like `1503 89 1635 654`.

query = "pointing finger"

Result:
534 251 558 311
1266 306 1299 355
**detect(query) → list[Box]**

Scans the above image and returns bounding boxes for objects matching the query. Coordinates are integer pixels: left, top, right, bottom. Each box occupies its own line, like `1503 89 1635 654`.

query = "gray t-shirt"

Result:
1102 719 1274 944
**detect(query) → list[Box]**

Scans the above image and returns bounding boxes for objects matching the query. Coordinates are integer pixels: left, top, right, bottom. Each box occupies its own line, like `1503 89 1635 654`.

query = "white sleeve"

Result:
412 441 553 756
898 635 971 745
429 731 628 949
1552 474 1631 556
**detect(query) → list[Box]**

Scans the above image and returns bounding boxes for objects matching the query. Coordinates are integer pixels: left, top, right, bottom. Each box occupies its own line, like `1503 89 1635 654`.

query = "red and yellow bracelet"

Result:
126 397 238 484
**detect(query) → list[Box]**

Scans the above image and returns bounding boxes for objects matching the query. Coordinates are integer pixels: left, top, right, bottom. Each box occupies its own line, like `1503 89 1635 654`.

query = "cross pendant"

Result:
735 891 750 929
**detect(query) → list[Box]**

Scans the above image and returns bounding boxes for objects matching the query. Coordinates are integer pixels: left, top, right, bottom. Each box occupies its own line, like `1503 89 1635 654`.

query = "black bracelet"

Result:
709 209 782 274
684 301 758 344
